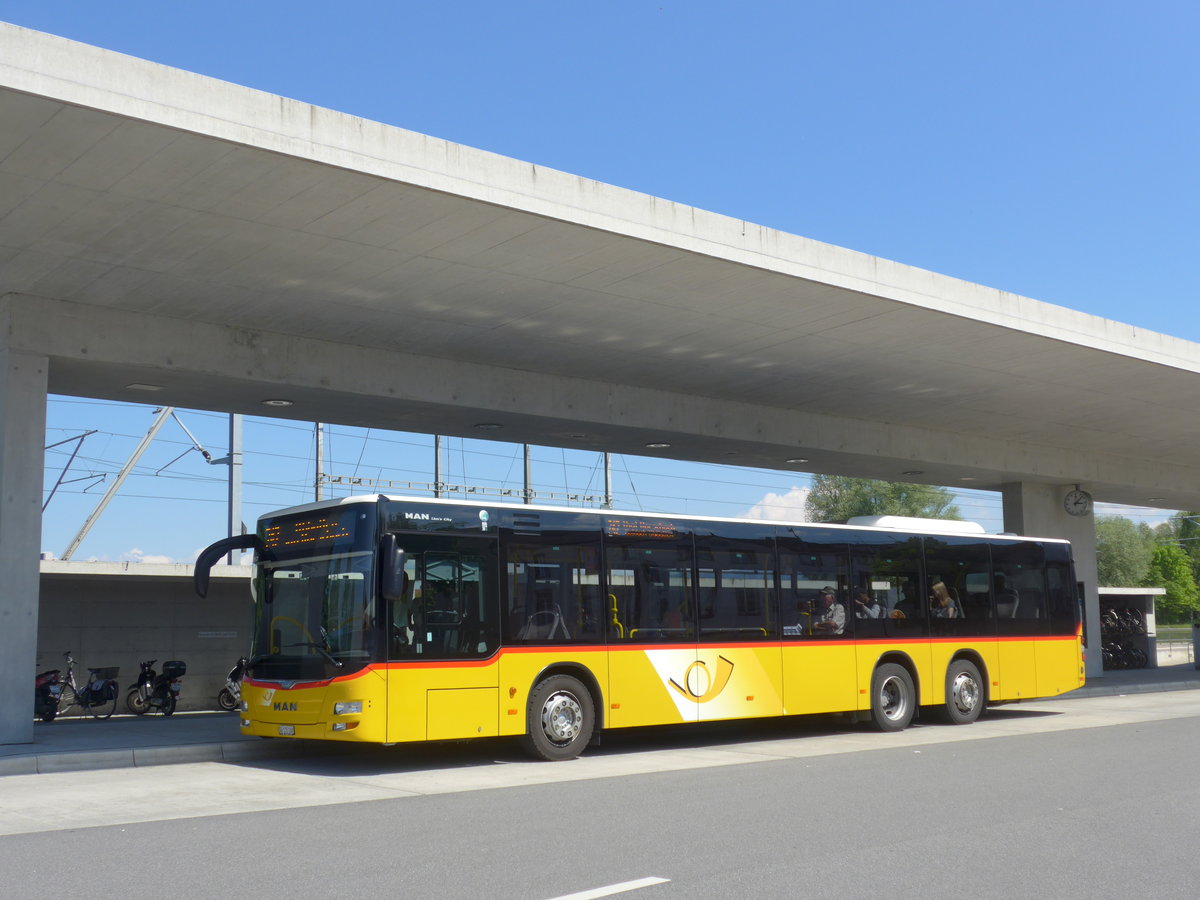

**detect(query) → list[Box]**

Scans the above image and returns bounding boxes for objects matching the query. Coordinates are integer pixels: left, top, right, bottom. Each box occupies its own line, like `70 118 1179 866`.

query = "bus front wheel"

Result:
521 674 594 761
871 663 915 732
943 659 984 725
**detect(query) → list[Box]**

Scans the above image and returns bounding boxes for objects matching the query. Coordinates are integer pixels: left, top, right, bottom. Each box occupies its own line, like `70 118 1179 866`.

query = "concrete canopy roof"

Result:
3 23 1199 511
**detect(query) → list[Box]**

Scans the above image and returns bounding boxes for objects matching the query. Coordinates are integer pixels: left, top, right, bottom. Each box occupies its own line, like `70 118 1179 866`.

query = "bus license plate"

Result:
278 725 295 736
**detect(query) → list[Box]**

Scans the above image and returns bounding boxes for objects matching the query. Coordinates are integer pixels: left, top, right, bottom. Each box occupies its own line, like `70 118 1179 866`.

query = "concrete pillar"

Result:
1001 481 1101 679
0 346 48 744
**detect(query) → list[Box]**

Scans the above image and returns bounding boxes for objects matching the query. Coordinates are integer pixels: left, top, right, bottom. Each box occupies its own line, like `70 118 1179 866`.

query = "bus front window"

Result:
253 550 378 679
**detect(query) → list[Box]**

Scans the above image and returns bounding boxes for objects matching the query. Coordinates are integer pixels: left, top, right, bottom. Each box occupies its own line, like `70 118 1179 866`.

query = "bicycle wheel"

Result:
89 685 118 719
56 684 78 718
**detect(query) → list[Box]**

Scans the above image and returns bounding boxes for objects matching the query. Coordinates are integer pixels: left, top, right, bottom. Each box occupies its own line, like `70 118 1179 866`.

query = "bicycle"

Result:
54 652 120 719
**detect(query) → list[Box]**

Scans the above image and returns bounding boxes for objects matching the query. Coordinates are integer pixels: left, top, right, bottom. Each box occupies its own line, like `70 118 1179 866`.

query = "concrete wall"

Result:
35 564 252 712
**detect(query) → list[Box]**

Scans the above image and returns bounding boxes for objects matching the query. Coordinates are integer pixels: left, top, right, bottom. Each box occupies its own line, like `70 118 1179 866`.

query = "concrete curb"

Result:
1062 680 1200 700
0 738 313 777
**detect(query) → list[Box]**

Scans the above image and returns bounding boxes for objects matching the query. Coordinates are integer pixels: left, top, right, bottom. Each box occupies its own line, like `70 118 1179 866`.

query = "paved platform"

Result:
4 663 1199 777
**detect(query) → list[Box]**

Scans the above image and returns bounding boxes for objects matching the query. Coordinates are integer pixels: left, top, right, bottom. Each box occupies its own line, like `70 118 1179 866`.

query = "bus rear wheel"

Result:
870 663 915 732
943 659 984 725
521 674 594 761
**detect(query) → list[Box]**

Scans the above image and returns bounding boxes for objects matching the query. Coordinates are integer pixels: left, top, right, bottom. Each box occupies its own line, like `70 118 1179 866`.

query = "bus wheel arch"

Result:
943 654 987 725
870 655 918 732
520 666 600 761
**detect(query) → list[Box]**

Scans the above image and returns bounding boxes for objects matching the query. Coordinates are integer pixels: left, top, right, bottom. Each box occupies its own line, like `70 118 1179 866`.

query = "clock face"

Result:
1064 489 1093 516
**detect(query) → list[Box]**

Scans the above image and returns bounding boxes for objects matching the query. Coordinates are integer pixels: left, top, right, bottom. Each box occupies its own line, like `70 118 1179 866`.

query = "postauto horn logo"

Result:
668 655 735 703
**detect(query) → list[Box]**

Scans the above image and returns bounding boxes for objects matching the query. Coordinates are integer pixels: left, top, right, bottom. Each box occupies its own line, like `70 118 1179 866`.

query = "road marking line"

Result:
545 876 670 900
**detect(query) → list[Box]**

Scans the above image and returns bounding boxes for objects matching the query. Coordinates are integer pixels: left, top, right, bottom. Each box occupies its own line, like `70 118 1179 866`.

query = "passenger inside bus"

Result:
811 587 846 635
930 581 959 618
853 587 883 619
894 580 923 619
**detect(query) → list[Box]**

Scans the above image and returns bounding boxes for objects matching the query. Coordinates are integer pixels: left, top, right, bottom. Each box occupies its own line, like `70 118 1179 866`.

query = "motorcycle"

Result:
126 658 186 716
34 667 63 722
217 656 247 712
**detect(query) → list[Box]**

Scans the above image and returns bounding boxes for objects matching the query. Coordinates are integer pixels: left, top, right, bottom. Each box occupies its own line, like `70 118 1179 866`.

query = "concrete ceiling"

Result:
4 23 1200 510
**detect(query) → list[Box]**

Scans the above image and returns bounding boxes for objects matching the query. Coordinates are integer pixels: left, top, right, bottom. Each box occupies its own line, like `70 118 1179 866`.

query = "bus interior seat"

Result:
518 603 570 640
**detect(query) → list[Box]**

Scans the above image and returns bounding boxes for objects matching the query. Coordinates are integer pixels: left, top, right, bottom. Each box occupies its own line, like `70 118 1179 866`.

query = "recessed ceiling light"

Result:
125 383 163 392
786 457 809 464
960 476 977 481
1147 497 1165 502
902 470 924 476
261 399 293 407
474 423 502 430
644 442 671 449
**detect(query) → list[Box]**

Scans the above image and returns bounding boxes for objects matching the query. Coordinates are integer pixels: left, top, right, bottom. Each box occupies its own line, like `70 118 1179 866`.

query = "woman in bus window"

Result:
930 581 958 618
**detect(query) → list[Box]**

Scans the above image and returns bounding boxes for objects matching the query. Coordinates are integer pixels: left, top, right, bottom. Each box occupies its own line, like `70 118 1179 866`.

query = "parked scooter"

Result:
217 656 247 711
126 658 186 716
34 667 63 722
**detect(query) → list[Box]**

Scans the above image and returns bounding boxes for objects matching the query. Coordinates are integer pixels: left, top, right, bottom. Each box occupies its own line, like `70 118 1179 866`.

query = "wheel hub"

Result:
541 691 583 743
881 677 906 720
952 672 980 714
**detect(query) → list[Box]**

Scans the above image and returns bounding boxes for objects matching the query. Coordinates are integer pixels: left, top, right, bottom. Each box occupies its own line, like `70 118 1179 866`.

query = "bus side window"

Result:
991 540 1050 637
605 536 695 642
503 538 603 644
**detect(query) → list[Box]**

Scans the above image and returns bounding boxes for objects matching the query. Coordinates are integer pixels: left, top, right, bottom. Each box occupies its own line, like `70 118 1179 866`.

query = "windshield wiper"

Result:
283 641 343 668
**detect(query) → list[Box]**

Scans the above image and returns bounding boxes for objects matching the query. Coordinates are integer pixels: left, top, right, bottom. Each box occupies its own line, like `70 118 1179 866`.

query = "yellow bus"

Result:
194 496 1084 760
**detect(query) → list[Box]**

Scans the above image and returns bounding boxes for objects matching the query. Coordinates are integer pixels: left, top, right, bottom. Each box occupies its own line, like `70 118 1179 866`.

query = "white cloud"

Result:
123 547 175 564
745 487 810 522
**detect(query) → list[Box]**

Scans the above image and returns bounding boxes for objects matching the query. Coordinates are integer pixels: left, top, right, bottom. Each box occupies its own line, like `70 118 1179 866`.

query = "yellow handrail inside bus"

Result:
268 615 314 654
608 593 624 639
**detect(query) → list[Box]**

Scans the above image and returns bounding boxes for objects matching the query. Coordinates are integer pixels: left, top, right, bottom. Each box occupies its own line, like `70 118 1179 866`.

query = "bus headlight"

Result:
333 701 362 715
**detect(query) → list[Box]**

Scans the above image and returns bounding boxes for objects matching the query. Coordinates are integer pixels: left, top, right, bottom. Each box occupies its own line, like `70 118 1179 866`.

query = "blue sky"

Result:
8 2 1196 559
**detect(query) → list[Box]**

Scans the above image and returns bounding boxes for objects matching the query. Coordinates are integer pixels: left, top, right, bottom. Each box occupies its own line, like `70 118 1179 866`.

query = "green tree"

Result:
804 476 960 523
1165 511 1200 586
1095 516 1156 587
1143 544 1200 624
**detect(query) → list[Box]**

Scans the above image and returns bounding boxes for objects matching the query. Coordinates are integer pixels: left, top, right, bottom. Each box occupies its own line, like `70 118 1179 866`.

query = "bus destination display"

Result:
264 512 355 551
604 517 678 539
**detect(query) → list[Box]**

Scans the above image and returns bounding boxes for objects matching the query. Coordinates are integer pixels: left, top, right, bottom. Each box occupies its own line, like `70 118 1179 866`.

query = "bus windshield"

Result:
251 504 380 681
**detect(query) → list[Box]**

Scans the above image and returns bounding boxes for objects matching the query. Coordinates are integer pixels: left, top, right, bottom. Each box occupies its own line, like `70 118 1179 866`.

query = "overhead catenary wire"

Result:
44 396 1182 562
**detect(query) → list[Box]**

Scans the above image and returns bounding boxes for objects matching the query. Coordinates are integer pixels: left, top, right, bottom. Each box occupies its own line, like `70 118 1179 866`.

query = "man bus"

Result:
195 496 1084 760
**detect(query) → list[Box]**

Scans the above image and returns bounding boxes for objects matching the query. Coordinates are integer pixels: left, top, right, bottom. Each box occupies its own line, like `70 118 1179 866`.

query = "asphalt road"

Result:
3 692 1200 899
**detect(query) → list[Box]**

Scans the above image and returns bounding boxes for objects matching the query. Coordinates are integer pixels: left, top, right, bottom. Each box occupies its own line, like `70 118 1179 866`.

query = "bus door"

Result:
606 534 699 728
385 533 501 743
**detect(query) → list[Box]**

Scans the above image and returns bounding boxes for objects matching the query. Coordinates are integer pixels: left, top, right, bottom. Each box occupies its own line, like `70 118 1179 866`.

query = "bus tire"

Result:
520 674 594 761
943 659 984 725
870 663 915 732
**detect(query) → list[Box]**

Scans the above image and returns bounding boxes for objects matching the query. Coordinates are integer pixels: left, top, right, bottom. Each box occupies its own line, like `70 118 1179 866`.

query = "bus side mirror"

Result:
380 534 407 602
194 534 261 597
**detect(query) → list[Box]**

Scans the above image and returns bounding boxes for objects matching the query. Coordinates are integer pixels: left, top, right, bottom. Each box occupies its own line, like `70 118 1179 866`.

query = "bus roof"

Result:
845 515 987 535
260 493 1068 544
